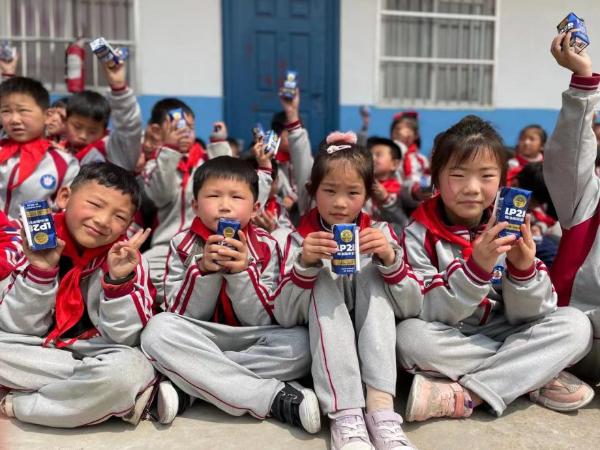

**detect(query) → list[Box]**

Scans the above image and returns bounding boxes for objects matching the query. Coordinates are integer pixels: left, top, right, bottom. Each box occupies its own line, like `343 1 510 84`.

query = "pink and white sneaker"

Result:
330 408 375 450
365 410 416 450
405 374 473 422
530 371 594 412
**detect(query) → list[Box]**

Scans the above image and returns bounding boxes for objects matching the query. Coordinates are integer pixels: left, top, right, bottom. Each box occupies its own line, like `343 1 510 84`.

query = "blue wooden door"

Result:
223 0 339 150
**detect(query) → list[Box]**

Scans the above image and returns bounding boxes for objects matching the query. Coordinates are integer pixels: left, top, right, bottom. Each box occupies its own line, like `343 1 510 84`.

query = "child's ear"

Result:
392 158 401 171
191 198 199 216
55 186 71 210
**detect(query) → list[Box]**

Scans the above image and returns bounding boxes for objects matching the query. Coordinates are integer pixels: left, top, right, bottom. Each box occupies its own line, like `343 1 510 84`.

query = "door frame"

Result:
222 0 340 148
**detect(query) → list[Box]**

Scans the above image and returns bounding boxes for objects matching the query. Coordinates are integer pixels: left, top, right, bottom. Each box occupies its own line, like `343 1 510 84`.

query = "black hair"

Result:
390 114 421 148
0 76 50 110
66 90 111 126
307 134 374 198
149 98 194 125
240 151 279 181
516 162 557 220
51 96 69 109
430 115 507 186
271 111 287 135
367 136 402 160
70 162 141 211
193 156 259 201
518 124 547 146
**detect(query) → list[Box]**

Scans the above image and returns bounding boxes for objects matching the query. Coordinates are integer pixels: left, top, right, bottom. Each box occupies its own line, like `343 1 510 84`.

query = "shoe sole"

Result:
289 382 321 434
405 374 425 422
157 381 179 425
535 387 595 412
124 385 154 426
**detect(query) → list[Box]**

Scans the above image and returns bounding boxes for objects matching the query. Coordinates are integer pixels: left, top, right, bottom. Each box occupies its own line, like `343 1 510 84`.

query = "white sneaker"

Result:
330 408 375 450
365 410 416 450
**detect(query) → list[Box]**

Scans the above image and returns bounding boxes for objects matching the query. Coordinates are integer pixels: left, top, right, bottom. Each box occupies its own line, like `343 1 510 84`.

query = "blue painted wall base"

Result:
340 105 561 156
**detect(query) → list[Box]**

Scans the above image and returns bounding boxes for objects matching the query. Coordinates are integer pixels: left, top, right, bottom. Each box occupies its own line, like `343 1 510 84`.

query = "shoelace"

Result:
376 422 412 445
336 416 370 442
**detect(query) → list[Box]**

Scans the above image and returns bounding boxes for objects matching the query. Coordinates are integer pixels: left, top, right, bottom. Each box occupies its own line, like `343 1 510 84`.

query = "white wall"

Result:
340 0 378 105
495 1 600 109
135 0 222 97
340 0 600 109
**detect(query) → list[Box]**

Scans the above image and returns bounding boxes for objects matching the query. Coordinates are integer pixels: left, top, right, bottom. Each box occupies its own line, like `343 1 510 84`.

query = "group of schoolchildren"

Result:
0 30 599 450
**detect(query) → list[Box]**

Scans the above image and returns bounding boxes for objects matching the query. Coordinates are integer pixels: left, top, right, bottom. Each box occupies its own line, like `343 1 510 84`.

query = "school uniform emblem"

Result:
40 174 57 190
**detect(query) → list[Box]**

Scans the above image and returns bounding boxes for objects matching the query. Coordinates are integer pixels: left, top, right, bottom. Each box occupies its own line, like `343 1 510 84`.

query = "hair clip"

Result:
326 144 352 154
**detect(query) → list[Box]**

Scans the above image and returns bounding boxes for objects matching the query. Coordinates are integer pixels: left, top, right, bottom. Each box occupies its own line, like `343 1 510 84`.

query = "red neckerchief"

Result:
297 207 372 239
265 197 281 218
379 177 401 195
43 212 117 348
531 206 556 227
74 137 107 162
178 142 206 189
189 217 254 326
0 138 52 187
403 143 426 177
515 153 543 167
412 195 488 259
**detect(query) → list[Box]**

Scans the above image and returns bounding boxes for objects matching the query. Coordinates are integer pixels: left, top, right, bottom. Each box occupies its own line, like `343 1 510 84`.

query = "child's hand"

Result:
506 215 536 272
164 119 192 153
551 31 593 77
253 210 277 233
280 88 300 123
211 121 228 141
198 235 226 273
216 231 250 274
20 229 65 271
301 231 337 267
253 135 272 170
359 228 395 266
470 217 516 274
106 228 151 280
99 58 127 90
0 47 18 75
372 180 389 203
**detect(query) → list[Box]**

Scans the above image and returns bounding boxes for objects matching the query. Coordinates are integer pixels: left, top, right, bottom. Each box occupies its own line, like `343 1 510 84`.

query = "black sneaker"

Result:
269 382 321 434
157 380 193 424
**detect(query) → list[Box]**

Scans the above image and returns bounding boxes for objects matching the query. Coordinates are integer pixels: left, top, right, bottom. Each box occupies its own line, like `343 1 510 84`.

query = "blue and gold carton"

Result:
217 218 240 242
90 37 128 64
168 108 187 129
20 200 57 251
0 42 15 62
557 13 590 54
494 187 531 239
264 130 281 156
332 224 360 275
280 70 298 100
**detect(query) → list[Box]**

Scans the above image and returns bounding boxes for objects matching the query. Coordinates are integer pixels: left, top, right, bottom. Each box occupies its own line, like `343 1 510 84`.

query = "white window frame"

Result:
0 0 138 93
374 0 501 109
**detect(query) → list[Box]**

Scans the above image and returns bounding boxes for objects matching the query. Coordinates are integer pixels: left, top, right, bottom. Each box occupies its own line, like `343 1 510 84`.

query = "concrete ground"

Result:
2 379 599 450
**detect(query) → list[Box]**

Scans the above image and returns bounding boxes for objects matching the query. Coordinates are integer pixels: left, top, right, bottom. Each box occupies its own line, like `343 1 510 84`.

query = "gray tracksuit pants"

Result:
0 332 156 428
297 264 398 414
140 312 311 419
396 307 592 415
